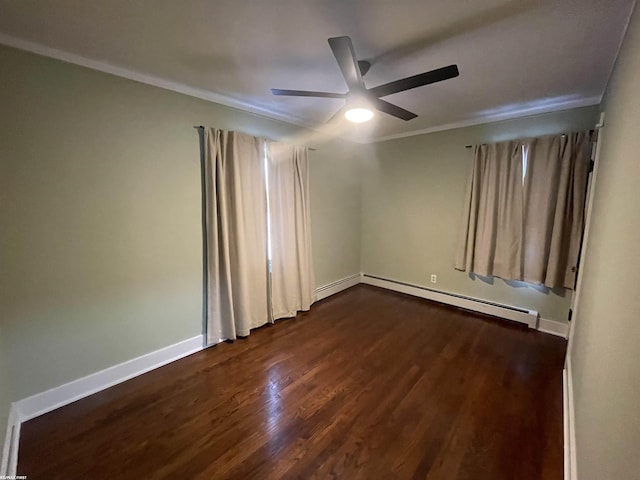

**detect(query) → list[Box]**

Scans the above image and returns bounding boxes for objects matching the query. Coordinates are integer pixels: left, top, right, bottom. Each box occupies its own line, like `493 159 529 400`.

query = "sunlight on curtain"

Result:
266 141 316 320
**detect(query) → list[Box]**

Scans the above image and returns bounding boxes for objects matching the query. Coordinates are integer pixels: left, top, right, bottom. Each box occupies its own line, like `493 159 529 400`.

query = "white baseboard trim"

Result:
0 276 354 471
564 360 578 480
0 404 20 478
315 273 362 301
15 335 204 423
362 274 538 328
1 335 203 475
539 318 570 338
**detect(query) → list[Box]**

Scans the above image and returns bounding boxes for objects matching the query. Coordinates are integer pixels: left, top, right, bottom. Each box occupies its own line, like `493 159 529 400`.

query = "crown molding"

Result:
365 95 602 143
0 33 318 130
0 32 602 145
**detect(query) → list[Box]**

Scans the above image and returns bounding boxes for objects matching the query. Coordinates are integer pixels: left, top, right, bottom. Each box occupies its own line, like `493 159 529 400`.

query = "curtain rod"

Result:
464 129 595 149
193 126 316 150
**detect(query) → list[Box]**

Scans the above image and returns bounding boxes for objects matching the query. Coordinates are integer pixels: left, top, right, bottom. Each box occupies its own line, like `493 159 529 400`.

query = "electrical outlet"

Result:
430 274 437 284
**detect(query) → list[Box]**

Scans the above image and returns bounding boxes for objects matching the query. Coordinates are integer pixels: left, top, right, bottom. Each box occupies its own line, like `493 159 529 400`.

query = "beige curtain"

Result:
455 132 590 289
455 141 524 280
203 129 269 344
267 141 316 319
522 132 590 288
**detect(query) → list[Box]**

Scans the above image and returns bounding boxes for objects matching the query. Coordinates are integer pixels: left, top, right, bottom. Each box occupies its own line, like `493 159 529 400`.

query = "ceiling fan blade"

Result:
368 65 459 98
328 36 365 91
271 89 346 98
373 98 418 121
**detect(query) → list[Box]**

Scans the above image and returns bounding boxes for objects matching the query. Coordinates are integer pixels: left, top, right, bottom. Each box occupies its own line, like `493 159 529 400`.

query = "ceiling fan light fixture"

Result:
344 107 374 123
271 37 459 124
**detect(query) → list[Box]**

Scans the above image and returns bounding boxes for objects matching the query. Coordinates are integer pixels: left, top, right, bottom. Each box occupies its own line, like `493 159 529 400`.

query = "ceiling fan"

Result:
271 36 459 123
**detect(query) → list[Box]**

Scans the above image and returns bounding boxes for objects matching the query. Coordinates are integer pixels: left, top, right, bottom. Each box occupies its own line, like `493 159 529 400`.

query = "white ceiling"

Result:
0 0 635 142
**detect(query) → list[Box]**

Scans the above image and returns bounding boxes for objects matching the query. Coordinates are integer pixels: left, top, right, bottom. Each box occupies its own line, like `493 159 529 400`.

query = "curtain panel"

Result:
522 132 590 288
202 129 269 344
201 129 316 345
455 132 590 289
267 142 316 320
454 141 525 280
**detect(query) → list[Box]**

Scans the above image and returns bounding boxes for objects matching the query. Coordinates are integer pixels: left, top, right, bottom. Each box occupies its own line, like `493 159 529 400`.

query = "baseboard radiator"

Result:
315 273 361 301
361 274 539 328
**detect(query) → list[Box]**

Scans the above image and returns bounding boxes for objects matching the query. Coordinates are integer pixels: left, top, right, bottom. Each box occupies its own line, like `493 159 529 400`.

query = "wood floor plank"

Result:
18 284 566 479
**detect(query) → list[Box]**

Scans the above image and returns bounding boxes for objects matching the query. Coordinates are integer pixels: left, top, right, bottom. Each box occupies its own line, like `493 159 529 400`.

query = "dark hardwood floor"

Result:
18 284 566 479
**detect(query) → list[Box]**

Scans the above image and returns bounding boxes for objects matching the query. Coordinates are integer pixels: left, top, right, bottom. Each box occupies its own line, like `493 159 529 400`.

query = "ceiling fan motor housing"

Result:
271 36 459 122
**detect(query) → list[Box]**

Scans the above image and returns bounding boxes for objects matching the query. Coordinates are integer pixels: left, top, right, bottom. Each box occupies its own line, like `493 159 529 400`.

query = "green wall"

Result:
569 3 640 479
0 45 362 408
310 142 363 286
360 106 600 322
